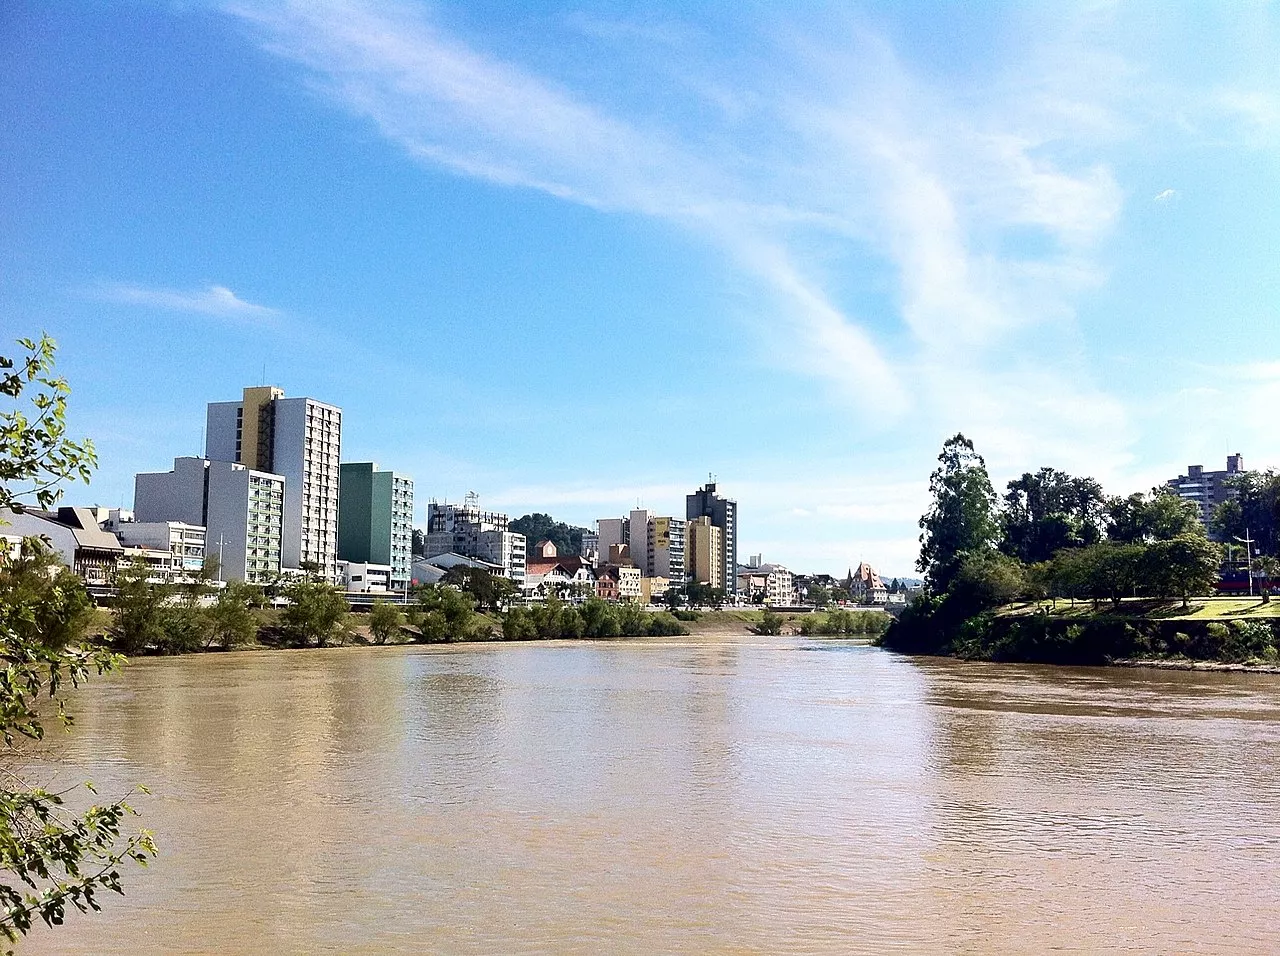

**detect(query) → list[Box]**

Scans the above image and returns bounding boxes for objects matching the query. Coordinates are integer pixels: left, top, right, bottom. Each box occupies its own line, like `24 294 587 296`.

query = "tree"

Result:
0 538 94 650
367 600 404 645
752 610 784 635
440 566 517 612
205 580 262 650
1214 470 1280 557
279 577 349 647
1107 487 1202 544
108 560 170 656
0 333 154 947
410 584 475 642
946 551 1028 617
1 335 96 513
1255 555 1279 604
1080 542 1145 608
917 434 999 593
1144 535 1221 609
1000 468 1105 563
807 583 834 608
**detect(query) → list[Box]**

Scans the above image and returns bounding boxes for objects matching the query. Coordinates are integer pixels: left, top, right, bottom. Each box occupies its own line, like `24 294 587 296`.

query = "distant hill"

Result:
510 513 590 557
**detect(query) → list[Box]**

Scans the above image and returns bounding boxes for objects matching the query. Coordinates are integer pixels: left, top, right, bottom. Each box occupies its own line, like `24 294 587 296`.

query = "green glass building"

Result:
337 462 414 590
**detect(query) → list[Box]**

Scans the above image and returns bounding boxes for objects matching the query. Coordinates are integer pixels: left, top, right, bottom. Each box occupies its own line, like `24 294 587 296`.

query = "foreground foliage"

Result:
1 334 154 950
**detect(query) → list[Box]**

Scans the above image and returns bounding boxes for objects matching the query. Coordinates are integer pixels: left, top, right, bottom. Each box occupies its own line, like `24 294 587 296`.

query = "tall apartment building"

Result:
596 518 627 565
687 481 738 596
687 515 724 590
579 530 600 564
1167 454 1245 537
134 457 284 583
423 497 526 587
627 508 685 583
206 386 342 580
337 462 414 591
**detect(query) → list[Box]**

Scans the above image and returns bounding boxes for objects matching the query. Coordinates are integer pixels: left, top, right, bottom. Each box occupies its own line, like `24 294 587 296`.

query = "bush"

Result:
1223 619 1276 663
280 577 350 647
368 600 404 645
501 599 690 640
207 580 263 649
751 610 784 636
798 609 891 637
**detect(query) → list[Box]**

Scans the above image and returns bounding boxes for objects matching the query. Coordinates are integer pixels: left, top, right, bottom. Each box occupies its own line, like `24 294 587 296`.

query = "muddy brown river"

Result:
19 633 1280 954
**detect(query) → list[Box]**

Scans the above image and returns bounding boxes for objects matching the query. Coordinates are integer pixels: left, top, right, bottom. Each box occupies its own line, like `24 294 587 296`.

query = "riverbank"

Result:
1111 657 1280 674
880 595 1280 668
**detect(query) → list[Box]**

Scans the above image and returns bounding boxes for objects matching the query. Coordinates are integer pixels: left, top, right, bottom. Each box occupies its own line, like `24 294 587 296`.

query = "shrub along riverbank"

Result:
881 599 1280 666
94 563 698 654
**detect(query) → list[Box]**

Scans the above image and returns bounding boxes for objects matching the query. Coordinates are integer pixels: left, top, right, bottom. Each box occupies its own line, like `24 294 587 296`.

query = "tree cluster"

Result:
888 433 1228 655
109 560 264 654
667 581 726 609
509 513 589 558
796 609 891 637
502 597 687 640
439 566 517 612
1212 471 1280 562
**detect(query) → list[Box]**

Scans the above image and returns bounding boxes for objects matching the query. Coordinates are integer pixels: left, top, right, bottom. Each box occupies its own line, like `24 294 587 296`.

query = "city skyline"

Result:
4 2 1278 576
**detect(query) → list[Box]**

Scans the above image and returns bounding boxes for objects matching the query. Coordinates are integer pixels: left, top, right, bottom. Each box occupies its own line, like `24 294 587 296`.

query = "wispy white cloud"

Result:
1154 188 1177 202
219 0 1277 570
89 281 280 320
223 0 908 410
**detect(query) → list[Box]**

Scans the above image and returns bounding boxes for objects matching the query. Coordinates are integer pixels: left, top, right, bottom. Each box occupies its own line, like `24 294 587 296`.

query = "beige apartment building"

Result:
687 515 724 590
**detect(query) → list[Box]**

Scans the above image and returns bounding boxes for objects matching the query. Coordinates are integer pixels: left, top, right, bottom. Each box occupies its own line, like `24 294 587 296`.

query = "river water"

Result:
19 632 1280 954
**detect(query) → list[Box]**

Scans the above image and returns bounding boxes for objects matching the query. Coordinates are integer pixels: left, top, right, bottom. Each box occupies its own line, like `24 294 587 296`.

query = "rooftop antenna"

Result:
260 362 266 386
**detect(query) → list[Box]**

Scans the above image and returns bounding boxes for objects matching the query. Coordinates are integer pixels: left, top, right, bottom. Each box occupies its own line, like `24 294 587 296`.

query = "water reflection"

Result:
20 637 1280 954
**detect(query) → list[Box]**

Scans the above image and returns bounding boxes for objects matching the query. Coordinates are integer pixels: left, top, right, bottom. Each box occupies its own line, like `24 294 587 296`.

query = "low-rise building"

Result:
337 560 392 593
617 566 642 602
525 554 596 600
850 561 888 605
102 511 207 578
640 575 670 604
737 560 795 606
2 507 125 586
411 552 502 588
595 566 620 601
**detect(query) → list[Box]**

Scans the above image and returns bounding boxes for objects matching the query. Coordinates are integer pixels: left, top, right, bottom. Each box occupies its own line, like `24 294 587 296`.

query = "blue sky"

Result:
3 1 1278 577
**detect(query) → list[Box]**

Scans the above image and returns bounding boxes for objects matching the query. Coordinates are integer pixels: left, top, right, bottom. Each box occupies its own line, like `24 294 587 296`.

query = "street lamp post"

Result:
1234 529 1255 598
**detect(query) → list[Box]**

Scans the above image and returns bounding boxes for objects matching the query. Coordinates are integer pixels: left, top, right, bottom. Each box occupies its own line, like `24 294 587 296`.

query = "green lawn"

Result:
998 596 1280 621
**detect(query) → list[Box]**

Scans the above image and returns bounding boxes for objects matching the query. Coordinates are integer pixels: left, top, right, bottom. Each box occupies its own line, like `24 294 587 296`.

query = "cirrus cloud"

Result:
88 281 280 321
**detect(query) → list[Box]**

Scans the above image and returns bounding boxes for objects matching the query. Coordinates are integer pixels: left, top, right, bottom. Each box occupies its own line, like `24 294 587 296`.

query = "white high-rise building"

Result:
624 508 685 582
206 386 342 581
134 457 284 583
423 496 526 587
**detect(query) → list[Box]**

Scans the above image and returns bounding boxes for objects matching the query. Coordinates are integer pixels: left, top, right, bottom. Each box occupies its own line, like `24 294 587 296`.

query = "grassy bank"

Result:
882 595 1280 667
